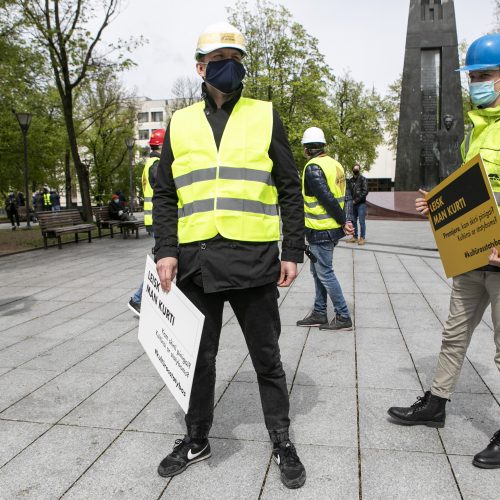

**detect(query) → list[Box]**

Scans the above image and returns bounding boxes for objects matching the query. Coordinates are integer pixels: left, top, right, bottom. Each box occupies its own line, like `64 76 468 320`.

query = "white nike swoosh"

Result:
274 454 280 465
187 444 208 461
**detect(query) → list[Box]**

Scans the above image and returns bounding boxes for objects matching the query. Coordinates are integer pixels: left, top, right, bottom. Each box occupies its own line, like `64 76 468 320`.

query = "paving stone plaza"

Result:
0 219 499 499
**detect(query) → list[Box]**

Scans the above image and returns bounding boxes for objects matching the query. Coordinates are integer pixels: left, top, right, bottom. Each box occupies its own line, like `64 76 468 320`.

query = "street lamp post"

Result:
14 111 33 229
125 137 135 212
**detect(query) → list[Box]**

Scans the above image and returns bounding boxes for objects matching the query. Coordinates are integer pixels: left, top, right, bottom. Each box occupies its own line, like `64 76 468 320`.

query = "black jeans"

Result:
178 278 290 443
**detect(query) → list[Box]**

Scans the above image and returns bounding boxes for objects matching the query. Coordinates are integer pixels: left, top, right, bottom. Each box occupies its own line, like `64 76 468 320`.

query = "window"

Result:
138 129 149 140
137 112 149 123
151 111 163 122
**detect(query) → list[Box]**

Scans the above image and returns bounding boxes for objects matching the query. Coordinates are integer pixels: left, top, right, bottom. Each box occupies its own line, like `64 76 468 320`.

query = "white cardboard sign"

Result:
138 255 204 413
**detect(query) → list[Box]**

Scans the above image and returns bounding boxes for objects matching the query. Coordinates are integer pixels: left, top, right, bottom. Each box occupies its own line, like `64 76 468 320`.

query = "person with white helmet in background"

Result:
127 128 166 316
388 33 500 469
296 127 355 330
153 22 306 488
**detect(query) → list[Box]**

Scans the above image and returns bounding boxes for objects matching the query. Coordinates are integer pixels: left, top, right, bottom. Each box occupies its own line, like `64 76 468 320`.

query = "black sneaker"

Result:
127 298 141 317
319 314 353 331
272 440 306 489
158 436 211 477
296 311 328 327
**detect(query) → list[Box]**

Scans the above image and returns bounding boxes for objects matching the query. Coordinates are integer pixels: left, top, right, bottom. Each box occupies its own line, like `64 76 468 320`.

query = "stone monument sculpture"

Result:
395 0 464 191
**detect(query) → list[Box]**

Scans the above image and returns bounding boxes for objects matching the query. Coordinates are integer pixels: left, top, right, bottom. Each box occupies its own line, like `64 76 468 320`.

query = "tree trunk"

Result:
64 148 72 208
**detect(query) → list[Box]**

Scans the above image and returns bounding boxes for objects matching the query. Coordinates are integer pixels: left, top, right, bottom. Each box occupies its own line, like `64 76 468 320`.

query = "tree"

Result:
227 0 332 166
325 74 384 173
381 75 401 156
17 0 141 220
77 69 137 205
170 76 201 113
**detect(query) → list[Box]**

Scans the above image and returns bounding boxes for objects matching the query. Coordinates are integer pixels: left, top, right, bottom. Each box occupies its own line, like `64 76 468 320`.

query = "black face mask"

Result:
353 170 360 176
205 58 246 94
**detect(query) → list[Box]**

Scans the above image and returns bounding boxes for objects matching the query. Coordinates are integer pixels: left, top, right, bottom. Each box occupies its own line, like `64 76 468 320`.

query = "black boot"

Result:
387 391 447 428
472 430 500 469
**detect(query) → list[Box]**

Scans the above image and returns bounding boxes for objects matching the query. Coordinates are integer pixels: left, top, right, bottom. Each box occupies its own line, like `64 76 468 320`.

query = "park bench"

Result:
36 209 95 249
93 206 145 239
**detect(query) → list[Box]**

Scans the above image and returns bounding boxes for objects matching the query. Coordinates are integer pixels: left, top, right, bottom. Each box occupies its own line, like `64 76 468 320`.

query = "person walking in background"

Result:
42 187 52 211
387 33 500 470
33 190 43 213
127 128 165 317
296 127 354 331
5 192 20 230
152 21 306 489
50 190 61 211
346 163 368 245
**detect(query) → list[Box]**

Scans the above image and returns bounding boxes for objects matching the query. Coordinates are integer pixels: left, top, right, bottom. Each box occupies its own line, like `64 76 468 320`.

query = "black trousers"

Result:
8 208 19 227
178 279 290 443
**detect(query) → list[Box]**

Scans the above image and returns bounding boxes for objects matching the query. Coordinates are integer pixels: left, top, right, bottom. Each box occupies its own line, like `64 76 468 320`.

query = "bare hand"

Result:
488 247 500 267
415 188 429 216
156 257 178 292
343 221 355 236
277 261 297 287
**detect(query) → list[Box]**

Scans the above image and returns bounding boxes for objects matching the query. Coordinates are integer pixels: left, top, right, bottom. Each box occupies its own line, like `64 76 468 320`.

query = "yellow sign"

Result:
426 154 500 278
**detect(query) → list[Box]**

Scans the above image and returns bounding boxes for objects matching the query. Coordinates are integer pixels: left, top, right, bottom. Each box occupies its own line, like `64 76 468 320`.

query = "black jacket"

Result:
348 174 368 205
153 85 305 292
303 161 353 244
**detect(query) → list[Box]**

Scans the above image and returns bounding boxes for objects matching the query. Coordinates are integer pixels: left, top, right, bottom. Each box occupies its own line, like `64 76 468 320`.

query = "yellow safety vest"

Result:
142 156 158 227
43 193 51 206
462 106 500 203
170 98 279 244
302 155 346 230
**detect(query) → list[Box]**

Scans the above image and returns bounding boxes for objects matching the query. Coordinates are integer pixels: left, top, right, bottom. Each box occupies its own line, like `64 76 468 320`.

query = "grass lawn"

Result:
0 221 101 255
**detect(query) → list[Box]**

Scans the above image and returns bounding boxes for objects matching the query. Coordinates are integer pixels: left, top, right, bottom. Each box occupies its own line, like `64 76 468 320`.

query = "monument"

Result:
395 0 464 191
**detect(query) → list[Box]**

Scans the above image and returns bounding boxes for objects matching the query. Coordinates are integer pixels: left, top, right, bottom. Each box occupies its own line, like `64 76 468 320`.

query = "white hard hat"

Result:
195 22 247 60
301 127 326 145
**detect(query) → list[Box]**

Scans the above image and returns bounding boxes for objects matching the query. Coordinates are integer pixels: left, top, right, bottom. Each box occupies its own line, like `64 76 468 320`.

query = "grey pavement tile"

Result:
467 354 500 395
49 288 101 302
354 293 398 329
356 327 408 353
78 301 133 321
62 431 168 500
160 438 269 500
376 253 409 275
0 424 119 500
0 368 59 413
70 341 143 375
279 304 313 326
21 339 108 372
121 353 159 379
61 374 163 429
439 393 500 456
359 388 444 453
361 448 460 500
0 420 50 468
383 273 421 294
261 444 359 500
354 271 387 294
290 385 357 448
80 287 131 303
210 382 270 442
43 300 98 319
294 344 356 388
448 454 500 500
1 369 112 424
128 381 229 435
77 320 136 344
37 318 101 341
401 328 444 353
0 336 68 368
357 350 421 390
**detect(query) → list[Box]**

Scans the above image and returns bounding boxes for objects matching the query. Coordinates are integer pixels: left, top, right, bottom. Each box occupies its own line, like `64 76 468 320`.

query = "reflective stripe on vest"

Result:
170 98 279 244
43 193 51 206
301 156 346 230
142 156 158 226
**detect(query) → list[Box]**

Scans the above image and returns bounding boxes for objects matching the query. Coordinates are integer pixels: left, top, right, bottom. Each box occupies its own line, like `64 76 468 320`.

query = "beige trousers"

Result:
431 270 500 399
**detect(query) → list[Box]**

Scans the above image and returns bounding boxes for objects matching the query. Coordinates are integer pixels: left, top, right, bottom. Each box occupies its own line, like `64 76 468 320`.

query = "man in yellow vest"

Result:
388 33 500 469
296 127 355 330
127 129 165 317
153 22 306 489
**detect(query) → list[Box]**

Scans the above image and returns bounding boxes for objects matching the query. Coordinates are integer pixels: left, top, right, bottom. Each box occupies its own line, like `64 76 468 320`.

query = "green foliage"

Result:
76 69 137 204
228 1 383 173
324 74 384 173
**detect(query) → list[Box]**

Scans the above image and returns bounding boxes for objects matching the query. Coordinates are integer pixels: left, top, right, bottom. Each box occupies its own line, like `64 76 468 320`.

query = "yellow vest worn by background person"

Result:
462 106 500 203
43 193 51 207
142 156 158 227
170 98 279 244
301 155 346 230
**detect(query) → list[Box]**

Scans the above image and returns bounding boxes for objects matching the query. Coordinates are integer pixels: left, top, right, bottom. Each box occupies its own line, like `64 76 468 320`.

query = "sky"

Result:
101 0 499 99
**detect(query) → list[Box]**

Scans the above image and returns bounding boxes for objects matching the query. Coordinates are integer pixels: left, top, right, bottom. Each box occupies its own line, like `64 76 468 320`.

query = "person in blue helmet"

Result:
387 33 500 469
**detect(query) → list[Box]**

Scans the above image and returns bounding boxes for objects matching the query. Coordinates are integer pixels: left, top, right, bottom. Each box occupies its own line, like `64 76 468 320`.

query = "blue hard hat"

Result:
459 34 500 71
